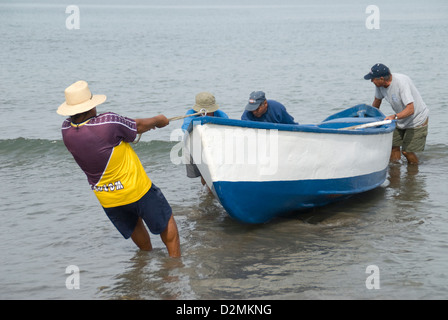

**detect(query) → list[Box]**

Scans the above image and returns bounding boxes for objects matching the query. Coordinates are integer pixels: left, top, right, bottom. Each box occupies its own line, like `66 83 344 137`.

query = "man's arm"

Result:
384 102 415 121
241 110 252 121
284 108 298 125
135 115 169 134
372 97 382 108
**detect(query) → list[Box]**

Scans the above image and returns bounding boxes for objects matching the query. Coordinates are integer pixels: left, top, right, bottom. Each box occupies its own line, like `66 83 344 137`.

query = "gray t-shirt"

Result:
375 73 429 129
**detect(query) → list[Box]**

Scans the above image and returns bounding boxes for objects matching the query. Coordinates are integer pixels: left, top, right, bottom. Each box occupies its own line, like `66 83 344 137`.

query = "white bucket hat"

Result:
57 80 106 116
193 92 219 113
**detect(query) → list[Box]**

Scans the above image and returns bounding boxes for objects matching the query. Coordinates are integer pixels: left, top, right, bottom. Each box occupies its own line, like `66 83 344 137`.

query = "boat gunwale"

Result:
186 104 396 135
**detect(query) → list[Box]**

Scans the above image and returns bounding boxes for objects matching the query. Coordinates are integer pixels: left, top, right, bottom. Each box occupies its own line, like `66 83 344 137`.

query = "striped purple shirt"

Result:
61 112 137 187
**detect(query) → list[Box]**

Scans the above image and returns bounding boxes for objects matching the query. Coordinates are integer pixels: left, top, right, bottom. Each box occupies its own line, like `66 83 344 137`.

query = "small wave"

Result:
0 138 66 156
0 137 179 162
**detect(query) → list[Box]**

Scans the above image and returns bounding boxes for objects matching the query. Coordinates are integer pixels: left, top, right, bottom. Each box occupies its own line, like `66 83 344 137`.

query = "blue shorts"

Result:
103 184 172 238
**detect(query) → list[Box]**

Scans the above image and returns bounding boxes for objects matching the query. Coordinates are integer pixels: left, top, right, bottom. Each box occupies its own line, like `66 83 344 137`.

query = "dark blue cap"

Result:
364 63 391 80
245 91 266 111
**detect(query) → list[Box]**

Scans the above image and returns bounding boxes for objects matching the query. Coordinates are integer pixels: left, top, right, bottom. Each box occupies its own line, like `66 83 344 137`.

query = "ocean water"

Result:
1 0 448 300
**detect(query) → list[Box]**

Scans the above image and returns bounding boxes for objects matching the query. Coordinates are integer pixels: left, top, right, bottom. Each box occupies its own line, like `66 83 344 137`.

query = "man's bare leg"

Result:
402 151 419 165
390 146 402 162
160 215 181 257
131 218 152 251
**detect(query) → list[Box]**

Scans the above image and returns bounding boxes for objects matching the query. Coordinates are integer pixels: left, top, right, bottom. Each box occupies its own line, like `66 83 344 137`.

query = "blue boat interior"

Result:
188 104 395 134
322 103 384 121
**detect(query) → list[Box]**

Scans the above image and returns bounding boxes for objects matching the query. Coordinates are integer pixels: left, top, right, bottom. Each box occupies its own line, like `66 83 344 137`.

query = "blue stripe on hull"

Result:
213 169 388 224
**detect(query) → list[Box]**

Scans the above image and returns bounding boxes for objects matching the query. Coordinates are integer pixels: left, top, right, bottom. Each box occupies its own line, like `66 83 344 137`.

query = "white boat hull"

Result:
183 105 395 223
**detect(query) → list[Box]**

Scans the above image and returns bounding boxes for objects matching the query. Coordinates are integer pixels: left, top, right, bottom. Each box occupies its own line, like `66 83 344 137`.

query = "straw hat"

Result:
57 80 106 116
193 92 219 113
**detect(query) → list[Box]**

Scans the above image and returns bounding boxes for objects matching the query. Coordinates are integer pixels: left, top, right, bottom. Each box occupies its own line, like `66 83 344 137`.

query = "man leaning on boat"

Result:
364 63 429 164
241 91 298 125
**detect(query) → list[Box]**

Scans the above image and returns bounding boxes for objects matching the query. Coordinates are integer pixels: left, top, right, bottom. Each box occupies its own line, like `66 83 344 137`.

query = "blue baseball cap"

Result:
245 91 266 111
364 63 391 80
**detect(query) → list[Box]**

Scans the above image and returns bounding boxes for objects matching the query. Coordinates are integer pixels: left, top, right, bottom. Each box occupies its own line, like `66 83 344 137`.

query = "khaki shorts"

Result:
393 118 428 152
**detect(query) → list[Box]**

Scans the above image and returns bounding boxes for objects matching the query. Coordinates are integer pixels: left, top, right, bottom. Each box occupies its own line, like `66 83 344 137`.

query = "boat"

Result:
182 104 395 224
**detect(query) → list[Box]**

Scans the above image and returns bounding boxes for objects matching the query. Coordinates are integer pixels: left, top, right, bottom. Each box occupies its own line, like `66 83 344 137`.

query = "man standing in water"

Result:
364 63 429 164
57 80 181 257
181 92 228 189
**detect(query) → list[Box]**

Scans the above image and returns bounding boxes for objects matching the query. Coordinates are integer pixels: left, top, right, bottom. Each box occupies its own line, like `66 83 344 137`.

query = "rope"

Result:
167 110 206 121
132 108 207 144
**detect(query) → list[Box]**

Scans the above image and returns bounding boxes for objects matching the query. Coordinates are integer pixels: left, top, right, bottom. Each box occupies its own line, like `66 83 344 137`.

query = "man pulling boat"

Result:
57 80 181 257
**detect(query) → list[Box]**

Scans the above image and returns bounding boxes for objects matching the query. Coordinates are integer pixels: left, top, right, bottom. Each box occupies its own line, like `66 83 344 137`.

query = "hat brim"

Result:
57 94 107 116
245 102 262 111
364 73 374 80
193 103 219 113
